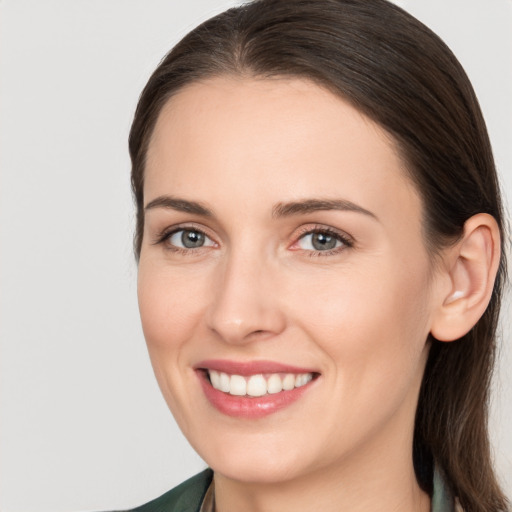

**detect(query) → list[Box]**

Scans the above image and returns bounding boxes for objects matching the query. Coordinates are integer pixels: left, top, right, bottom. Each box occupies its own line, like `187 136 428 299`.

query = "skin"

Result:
137 76 450 512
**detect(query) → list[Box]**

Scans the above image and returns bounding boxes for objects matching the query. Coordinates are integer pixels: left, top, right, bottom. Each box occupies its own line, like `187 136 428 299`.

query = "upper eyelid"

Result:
151 222 353 248
153 223 217 246
287 224 355 257
293 224 354 243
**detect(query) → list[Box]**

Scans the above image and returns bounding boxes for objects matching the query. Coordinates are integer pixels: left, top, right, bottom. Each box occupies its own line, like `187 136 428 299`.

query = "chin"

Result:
197 437 313 484
212 458 302 484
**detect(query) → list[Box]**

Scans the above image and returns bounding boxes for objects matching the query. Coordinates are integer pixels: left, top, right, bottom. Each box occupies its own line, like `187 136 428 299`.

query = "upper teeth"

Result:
208 370 313 397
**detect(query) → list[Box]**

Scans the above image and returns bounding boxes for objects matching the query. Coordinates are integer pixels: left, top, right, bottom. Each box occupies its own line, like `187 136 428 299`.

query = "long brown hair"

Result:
129 1 509 509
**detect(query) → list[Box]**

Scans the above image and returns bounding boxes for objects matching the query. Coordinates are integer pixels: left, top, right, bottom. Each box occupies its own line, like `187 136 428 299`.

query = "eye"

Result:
293 228 352 254
165 228 216 250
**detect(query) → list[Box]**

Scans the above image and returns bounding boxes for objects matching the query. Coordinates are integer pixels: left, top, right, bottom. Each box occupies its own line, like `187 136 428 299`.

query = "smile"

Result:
196 360 319 418
207 369 314 397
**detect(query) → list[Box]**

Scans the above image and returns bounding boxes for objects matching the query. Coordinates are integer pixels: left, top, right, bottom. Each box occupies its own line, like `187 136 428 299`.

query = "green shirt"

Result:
121 467 459 512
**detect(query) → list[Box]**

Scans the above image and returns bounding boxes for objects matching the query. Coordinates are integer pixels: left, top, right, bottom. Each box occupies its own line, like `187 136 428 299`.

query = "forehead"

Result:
145 76 421 227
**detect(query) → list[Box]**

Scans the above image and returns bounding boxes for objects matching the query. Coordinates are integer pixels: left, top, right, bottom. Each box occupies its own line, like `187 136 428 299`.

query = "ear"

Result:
430 213 501 342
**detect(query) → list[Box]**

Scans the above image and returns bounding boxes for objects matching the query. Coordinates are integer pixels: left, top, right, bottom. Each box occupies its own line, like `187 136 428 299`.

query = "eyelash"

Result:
291 225 354 257
153 224 354 256
153 225 216 255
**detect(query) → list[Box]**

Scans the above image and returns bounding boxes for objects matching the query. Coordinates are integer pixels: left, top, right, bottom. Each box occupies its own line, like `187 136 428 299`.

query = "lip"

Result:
195 359 317 376
195 359 319 419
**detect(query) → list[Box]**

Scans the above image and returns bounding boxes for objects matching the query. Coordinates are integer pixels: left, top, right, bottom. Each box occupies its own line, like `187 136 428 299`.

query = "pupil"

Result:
182 230 204 248
312 233 336 251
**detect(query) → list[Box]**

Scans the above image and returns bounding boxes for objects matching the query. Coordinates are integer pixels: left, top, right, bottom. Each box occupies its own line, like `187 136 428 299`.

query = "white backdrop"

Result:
0 1 510 511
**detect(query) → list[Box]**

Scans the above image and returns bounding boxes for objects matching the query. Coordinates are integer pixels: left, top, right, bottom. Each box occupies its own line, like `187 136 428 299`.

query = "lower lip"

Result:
197 371 316 419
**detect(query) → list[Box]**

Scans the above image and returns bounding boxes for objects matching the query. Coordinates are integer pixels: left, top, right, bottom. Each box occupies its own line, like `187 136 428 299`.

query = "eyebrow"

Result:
272 199 378 220
144 195 377 221
144 195 213 216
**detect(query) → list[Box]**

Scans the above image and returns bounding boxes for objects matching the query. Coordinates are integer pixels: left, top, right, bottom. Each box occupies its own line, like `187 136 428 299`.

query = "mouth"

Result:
195 360 320 418
205 369 315 397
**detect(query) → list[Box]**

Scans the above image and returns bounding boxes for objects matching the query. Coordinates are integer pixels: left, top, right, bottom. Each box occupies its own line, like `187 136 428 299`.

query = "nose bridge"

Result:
206 243 285 344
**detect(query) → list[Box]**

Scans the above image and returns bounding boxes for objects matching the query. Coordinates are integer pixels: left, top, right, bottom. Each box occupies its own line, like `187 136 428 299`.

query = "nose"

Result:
205 250 286 344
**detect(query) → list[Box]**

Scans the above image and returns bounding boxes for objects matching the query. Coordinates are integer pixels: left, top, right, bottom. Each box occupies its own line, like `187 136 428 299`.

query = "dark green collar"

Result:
124 468 213 512
432 467 458 512
124 467 457 512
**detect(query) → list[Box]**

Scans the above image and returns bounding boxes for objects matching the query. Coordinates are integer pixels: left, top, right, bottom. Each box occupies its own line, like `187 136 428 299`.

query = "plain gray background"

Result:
1 1 511 511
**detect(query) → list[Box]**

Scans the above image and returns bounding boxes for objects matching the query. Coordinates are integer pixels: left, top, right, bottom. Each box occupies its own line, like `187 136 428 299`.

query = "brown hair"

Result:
129 0 509 509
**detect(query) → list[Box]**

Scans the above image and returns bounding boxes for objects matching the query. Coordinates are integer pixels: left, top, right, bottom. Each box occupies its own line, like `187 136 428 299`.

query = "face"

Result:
138 77 440 484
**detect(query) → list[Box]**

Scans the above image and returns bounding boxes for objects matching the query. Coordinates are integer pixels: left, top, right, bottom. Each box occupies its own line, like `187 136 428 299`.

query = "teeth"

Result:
210 370 221 389
230 375 247 396
295 373 313 388
247 375 267 397
267 374 283 394
219 372 230 392
208 370 314 396
282 374 295 390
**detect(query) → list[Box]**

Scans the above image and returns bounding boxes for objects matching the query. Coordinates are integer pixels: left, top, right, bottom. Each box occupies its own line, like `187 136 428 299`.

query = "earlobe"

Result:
430 213 501 342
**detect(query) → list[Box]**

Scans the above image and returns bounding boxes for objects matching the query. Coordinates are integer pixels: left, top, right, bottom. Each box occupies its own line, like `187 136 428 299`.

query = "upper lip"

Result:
195 359 318 376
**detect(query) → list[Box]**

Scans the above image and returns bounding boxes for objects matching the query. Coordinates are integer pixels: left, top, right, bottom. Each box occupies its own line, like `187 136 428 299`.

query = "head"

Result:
129 0 508 510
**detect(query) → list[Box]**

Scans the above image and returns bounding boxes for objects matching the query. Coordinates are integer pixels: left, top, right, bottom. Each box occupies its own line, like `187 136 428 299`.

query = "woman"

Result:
127 0 509 510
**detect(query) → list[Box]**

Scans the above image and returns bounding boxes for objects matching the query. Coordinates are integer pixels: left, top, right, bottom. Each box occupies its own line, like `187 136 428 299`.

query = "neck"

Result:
214 462 429 512
214 457 430 512
213 418 431 512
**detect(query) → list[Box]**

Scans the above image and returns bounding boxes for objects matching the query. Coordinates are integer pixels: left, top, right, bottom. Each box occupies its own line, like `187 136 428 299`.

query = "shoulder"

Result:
118 468 213 512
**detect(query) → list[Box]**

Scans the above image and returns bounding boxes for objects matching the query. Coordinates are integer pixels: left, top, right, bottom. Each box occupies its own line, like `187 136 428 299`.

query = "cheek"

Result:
288 260 432 381
296 266 432 441
136 262 210 426
137 263 208 355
